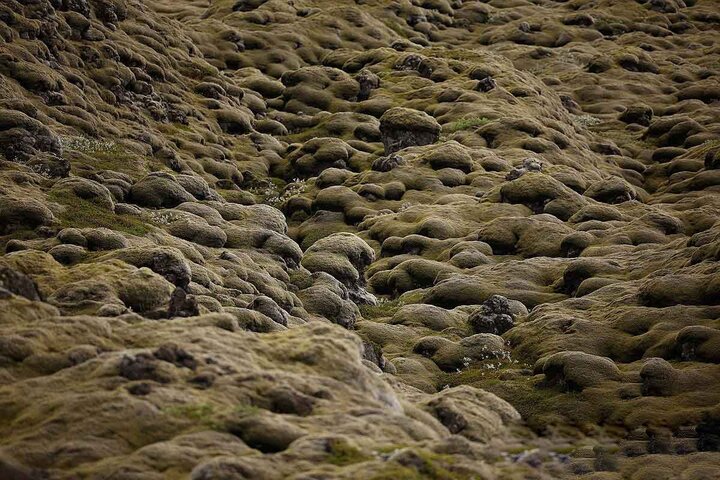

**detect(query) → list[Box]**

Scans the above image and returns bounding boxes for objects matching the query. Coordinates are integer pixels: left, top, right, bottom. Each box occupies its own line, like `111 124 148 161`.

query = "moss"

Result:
370 450 472 480
233 403 261 417
443 117 490 133
694 138 720 158
437 358 606 435
61 136 146 175
482 378 602 435
326 439 371 466
439 359 532 387
551 445 577 455
374 443 409 454
370 465 426 480
169 122 194 133
49 190 154 236
360 297 405 319
0 229 38 251
284 124 324 143
164 403 218 428
283 120 355 144
218 189 257 204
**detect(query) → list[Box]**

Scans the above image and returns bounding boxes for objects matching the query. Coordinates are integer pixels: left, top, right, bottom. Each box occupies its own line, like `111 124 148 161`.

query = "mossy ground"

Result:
443 117 491 134
49 190 154 236
1 0 719 478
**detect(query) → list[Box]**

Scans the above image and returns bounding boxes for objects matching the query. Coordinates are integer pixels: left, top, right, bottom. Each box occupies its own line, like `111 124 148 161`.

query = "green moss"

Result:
0 229 38 252
370 450 471 480
326 439 371 466
370 465 425 480
298 222 355 250
283 123 320 143
482 379 599 435
49 190 154 236
443 117 490 133
164 403 218 428
551 445 577 455
233 403 261 417
61 136 146 175
169 122 193 133
218 189 257 205
374 443 409 454
694 138 720 158
360 297 405 320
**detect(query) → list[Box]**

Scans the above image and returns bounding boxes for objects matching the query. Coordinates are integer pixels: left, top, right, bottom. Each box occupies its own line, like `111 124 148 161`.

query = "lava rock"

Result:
0 266 42 301
168 287 199 318
468 295 515 335
371 153 405 172
379 107 441 155
619 105 653 126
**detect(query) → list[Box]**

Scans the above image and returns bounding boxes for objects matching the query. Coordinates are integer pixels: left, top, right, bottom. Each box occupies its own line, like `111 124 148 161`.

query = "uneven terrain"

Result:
1 0 720 478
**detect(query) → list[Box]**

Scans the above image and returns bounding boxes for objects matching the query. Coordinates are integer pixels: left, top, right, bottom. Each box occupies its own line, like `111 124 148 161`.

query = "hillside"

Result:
1 0 720 478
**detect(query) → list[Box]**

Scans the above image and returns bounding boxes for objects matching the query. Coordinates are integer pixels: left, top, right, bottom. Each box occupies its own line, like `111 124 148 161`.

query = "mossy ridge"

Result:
360 297 406 319
440 357 600 435
326 439 372 466
163 403 216 424
0 0 718 476
444 117 491 134
479 379 603 436
233 403 262 418
49 190 155 236
369 450 474 480
61 136 147 176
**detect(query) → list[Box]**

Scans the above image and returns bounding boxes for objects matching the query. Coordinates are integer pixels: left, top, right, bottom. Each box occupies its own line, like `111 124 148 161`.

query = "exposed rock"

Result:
468 295 515 335
379 107 441 155
168 287 199 318
0 266 42 301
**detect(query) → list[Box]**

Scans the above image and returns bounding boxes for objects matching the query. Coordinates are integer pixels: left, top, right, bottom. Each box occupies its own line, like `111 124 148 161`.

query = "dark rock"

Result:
587 56 612 73
168 287 199 318
53 177 115 210
619 105 653 126
475 76 496 92
0 198 55 235
560 94 581 114
505 158 543 180
118 353 170 383
189 372 216 389
226 415 306 453
128 174 194 209
114 247 192 288
267 386 314 416
126 382 153 396
433 401 468 434
705 148 720 170
26 153 70 178
697 411 720 451
468 295 515 335
0 266 42 301
0 454 44 480
154 343 197 370
394 54 429 76
371 153 405 172
362 341 386 370
356 69 380 101
251 295 288 326
0 109 61 162
379 107 441 155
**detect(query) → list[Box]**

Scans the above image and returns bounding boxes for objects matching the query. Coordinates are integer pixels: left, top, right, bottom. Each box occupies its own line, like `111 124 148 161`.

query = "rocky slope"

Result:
1 0 719 478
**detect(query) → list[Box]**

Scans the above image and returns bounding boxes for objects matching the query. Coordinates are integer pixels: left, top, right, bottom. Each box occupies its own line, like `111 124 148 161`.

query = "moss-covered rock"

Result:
379 107 441 155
